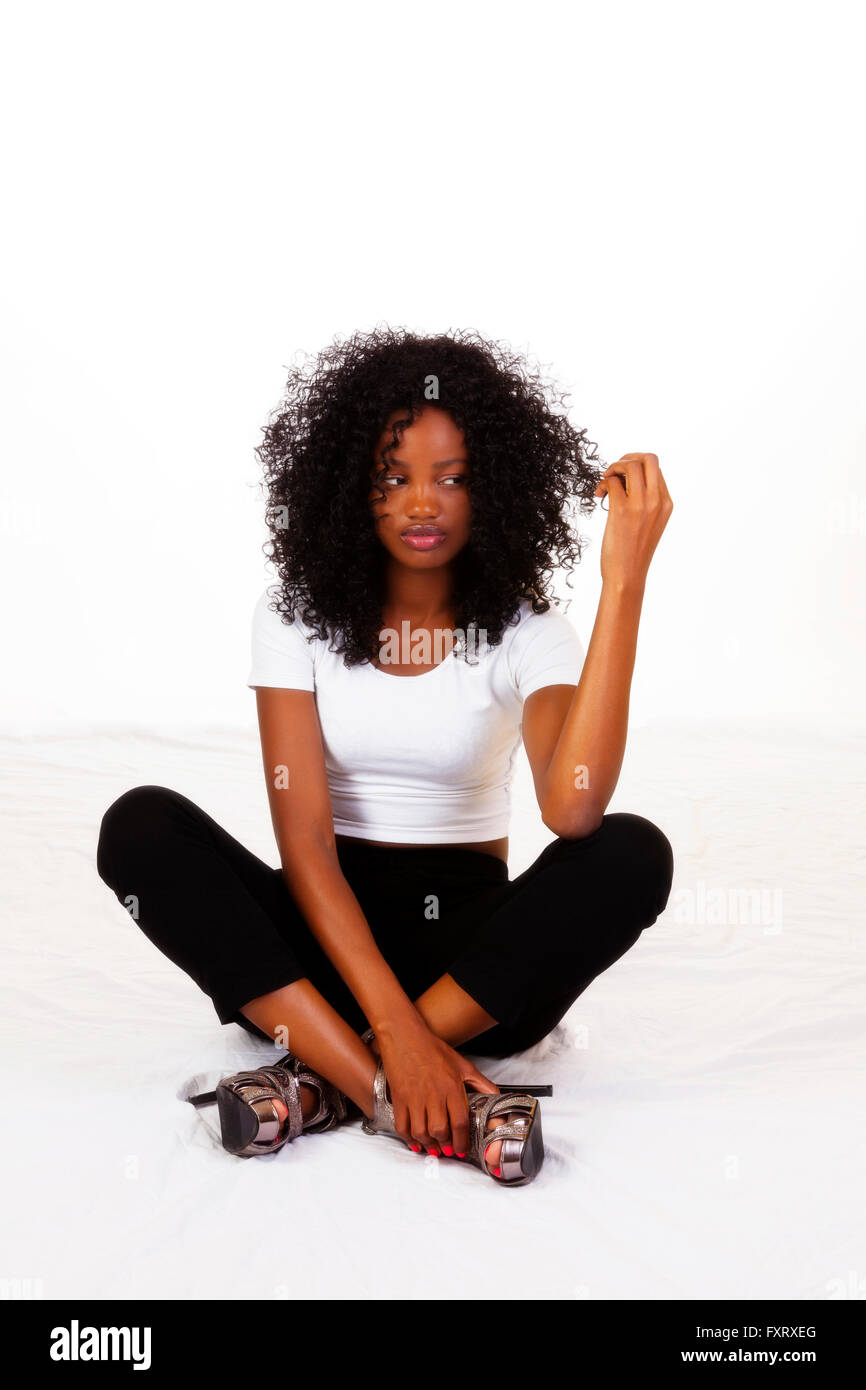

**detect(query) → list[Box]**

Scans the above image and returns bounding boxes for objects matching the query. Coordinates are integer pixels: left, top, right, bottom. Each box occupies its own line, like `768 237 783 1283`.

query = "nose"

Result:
406 478 440 518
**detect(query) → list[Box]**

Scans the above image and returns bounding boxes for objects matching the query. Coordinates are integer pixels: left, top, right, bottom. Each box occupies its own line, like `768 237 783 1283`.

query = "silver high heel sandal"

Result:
189 1054 348 1158
358 1028 546 1186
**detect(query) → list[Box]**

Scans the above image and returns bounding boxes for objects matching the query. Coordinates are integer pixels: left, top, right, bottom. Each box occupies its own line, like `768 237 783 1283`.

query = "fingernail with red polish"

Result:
409 1143 421 1152
442 1145 454 1156
456 1151 467 1158
427 1149 439 1158
493 1166 502 1177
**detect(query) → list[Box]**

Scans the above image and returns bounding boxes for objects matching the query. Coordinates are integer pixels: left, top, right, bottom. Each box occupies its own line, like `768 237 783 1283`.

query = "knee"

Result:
96 784 180 884
548 811 674 922
606 812 674 918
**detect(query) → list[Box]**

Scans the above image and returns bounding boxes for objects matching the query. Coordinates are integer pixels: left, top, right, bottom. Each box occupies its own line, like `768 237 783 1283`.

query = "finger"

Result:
446 1088 470 1158
463 1064 500 1095
639 454 664 503
609 453 661 496
598 473 627 513
598 468 629 497
601 455 643 475
610 452 658 466
413 1107 439 1158
393 1100 421 1154
602 458 646 498
639 460 672 517
427 1102 453 1156
594 473 621 511
396 1094 428 1155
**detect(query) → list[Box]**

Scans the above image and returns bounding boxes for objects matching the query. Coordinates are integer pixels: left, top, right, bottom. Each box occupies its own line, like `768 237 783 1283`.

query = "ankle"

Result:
273 1083 319 1126
299 1083 320 1121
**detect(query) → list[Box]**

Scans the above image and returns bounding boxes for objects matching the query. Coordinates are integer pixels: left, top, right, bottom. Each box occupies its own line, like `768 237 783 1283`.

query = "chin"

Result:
397 549 454 567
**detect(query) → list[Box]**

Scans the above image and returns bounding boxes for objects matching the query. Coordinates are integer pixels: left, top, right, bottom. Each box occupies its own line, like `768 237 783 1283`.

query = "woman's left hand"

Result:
594 452 673 590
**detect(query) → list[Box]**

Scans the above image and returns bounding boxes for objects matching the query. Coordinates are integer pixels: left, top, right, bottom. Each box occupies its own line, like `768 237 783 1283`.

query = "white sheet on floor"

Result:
1 719 864 1300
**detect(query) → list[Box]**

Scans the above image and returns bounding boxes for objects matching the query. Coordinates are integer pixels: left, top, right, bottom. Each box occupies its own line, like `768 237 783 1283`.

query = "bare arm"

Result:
523 452 673 839
254 684 499 1152
523 583 644 838
254 684 421 1035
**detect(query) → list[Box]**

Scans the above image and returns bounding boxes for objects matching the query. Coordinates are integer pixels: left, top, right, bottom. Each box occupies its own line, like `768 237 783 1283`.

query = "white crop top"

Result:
247 585 586 843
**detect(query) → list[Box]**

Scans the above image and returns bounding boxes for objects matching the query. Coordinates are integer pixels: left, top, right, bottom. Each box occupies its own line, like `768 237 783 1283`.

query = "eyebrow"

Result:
385 457 468 468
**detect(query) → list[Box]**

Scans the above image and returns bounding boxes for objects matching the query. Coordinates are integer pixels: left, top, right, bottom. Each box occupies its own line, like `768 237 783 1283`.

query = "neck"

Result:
381 556 455 624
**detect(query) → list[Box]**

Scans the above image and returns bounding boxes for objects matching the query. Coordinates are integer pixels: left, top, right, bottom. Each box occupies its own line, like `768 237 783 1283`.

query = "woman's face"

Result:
369 406 472 568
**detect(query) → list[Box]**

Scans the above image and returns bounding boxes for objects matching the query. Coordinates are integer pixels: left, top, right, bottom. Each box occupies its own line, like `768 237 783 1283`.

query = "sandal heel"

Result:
215 1082 261 1155
189 1054 348 1158
187 1089 217 1109
471 1091 544 1186
484 1082 552 1096
499 1104 544 1184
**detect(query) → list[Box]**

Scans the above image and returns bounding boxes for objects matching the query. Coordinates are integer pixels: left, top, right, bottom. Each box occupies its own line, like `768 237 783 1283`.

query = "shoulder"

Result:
251 584 318 640
503 597 585 699
503 596 581 647
248 584 321 691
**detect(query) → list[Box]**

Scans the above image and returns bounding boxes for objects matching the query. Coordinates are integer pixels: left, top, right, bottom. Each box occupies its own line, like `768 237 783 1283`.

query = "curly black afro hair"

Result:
255 324 604 666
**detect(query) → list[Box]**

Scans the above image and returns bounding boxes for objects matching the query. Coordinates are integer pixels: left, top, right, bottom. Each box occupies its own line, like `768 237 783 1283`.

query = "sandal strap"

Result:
224 1065 305 1144
370 1058 396 1133
479 1122 533 1153
470 1090 536 1123
290 1057 348 1132
225 1056 348 1136
360 1029 398 1137
468 1091 537 1168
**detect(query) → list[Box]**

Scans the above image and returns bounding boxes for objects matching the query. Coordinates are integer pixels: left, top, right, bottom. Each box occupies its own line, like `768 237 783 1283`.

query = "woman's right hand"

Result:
374 1014 500 1158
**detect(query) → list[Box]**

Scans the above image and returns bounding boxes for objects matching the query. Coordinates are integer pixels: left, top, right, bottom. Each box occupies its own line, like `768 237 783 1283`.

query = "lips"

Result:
400 525 447 551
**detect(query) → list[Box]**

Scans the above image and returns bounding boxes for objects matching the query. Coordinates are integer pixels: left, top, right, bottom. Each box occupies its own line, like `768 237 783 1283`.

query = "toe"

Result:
484 1108 523 1179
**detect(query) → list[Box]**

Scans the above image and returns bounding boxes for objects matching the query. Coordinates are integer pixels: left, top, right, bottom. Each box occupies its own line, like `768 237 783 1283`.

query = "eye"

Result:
441 475 467 486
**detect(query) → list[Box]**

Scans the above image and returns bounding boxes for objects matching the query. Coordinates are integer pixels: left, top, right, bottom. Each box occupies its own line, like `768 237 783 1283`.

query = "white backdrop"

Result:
2 2 866 1310
1 0 864 730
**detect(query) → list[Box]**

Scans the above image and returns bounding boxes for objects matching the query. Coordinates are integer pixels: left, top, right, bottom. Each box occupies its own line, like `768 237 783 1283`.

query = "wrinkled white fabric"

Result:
1 720 863 1299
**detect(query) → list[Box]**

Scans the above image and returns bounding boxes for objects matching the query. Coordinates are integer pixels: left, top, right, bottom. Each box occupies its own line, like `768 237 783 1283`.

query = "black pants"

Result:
96 786 674 1057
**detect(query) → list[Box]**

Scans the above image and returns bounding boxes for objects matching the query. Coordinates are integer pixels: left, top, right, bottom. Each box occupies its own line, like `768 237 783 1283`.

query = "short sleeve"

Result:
247 586 316 691
507 603 585 700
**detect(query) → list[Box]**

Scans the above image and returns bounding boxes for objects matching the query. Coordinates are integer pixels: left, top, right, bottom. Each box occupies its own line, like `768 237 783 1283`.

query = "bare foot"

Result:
270 1084 320 1131
482 1105 529 1179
